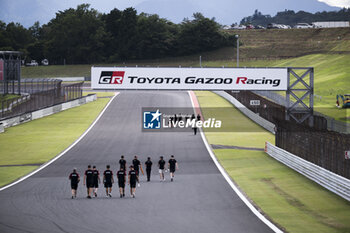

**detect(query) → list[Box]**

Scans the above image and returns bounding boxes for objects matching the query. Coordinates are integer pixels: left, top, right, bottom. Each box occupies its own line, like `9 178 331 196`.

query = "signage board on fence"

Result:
250 100 261 106
91 67 288 90
345 151 350 160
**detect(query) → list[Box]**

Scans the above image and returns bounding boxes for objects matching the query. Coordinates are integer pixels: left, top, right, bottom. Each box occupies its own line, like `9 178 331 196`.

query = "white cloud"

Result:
318 0 350 8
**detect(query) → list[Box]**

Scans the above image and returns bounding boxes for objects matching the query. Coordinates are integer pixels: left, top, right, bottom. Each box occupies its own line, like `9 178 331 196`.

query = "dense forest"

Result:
0 4 235 64
240 8 350 26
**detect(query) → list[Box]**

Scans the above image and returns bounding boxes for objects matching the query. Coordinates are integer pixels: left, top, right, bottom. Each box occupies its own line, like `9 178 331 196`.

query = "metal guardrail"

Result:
265 142 350 201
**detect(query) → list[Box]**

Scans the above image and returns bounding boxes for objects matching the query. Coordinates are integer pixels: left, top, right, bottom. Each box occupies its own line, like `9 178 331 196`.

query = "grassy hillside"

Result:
22 28 350 75
226 28 350 60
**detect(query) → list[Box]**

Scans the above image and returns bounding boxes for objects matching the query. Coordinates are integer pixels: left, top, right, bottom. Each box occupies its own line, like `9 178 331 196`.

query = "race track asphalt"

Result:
0 91 274 233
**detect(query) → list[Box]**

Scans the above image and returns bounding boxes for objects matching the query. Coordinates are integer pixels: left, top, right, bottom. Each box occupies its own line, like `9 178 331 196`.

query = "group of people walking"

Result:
68 155 178 199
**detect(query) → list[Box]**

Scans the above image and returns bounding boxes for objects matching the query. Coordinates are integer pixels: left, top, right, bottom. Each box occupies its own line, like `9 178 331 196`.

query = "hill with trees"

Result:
240 8 350 26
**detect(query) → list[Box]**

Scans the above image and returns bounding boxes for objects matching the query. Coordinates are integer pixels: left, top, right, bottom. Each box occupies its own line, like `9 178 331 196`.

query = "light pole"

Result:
235 34 239 67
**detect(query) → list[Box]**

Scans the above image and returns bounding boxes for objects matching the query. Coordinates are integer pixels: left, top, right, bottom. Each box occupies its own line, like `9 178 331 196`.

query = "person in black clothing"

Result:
145 157 153 182
193 124 198 135
103 165 114 197
117 167 126 198
132 155 142 176
92 165 100 197
128 166 138 198
69 168 80 199
169 116 174 127
119 155 127 170
191 114 197 135
197 114 201 121
158 156 166 181
83 165 94 199
191 114 195 120
168 155 178 182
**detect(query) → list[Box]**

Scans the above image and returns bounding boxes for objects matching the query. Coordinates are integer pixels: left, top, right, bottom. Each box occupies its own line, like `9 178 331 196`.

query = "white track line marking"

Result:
188 91 283 233
0 93 120 192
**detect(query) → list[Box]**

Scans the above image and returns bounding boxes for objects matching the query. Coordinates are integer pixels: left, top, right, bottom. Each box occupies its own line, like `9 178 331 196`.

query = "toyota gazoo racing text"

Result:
99 72 282 87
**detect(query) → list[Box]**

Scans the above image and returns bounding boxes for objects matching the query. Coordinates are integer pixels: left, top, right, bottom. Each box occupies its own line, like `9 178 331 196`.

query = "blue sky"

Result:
0 0 348 27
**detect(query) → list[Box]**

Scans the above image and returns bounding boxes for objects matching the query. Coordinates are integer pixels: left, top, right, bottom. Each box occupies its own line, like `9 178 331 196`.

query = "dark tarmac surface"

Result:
0 91 274 233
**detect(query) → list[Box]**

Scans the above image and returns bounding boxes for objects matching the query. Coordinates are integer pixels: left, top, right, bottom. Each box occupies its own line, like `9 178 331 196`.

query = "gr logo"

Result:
99 71 125 84
143 109 162 129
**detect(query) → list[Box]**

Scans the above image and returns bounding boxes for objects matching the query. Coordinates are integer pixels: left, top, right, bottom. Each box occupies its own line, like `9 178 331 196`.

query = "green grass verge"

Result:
0 166 39 187
216 149 350 233
0 94 20 101
195 91 350 233
195 91 274 147
0 97 111 186
0 94 21 109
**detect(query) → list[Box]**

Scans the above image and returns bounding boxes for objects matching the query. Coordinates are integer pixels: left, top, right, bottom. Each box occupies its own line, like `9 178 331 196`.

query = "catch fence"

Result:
0 79 83 120
275 119 350 179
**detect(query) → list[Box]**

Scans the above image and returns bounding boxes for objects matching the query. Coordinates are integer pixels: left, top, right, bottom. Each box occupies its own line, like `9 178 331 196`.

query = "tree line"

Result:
240 8 350 26
0 4 235 64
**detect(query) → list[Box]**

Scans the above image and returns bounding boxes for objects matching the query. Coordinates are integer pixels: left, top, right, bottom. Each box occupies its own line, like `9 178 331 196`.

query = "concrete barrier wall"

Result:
265 142 350 201
0 94 97 131
0 123 3 133
212 91 275 134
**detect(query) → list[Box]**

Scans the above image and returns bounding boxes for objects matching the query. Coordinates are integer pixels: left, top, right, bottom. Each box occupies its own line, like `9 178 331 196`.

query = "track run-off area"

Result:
0 91 280 233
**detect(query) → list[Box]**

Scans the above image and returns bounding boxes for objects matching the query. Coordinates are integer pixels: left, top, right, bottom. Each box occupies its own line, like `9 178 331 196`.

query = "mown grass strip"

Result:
0 166 40 187
196 91 350 233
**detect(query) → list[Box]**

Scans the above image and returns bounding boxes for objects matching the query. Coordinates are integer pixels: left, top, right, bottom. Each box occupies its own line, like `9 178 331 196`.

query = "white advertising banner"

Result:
91 67 288 90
